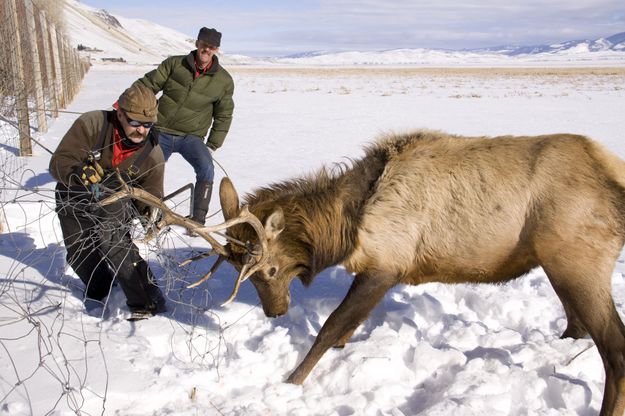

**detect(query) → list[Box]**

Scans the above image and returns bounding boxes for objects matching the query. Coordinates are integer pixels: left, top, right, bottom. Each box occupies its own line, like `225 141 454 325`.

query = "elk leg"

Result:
551 289 588 339
333 327 357 349
286 272 396 384
543 260 625 416
560 302 588 339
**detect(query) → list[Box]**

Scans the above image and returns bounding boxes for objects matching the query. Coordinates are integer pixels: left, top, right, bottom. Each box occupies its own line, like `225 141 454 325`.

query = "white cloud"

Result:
81 0 625 56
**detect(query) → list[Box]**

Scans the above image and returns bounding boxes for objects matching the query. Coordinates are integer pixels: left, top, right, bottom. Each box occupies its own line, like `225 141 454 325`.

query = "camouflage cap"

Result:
118 84 158 123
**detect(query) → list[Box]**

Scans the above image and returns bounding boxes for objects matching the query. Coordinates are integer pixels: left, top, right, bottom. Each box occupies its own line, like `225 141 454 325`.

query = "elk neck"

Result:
246 151 391 277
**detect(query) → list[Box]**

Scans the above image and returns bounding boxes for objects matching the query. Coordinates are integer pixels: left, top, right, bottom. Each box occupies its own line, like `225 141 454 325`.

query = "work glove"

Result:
79 160 104 186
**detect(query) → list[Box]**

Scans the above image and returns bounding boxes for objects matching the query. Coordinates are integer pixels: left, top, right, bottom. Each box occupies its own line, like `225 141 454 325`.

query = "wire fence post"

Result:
55 29 67 108
38 10 58 118
6 0 32 156
47 19 63 116
24 0 47 133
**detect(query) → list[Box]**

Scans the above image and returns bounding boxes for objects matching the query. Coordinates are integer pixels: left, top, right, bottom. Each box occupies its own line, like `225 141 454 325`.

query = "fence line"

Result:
1 0 89 232
1 0 89 156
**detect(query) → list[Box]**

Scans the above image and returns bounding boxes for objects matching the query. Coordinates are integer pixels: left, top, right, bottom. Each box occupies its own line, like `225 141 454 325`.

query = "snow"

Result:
64 0 194 64
62 0 253 66
271 48 625 67
1 61 625 416
1 1 625 414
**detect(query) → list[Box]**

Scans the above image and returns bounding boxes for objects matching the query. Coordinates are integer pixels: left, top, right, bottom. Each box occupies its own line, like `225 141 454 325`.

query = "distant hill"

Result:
64 1 625 67
273 32 625 66
472 32 625 55
65 0 261 65
64 0 194 64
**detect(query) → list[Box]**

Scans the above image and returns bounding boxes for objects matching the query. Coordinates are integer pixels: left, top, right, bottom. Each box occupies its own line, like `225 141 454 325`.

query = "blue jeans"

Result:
158 132 214 183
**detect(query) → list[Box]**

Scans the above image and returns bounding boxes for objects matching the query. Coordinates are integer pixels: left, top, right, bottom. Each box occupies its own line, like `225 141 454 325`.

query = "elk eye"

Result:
268 267 277 277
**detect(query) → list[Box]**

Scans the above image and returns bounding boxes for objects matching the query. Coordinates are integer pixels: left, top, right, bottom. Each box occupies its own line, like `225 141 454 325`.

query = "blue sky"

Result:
79 0 624 56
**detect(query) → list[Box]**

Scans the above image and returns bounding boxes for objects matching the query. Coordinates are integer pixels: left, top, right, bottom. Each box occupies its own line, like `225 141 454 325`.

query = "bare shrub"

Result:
33 0 65 34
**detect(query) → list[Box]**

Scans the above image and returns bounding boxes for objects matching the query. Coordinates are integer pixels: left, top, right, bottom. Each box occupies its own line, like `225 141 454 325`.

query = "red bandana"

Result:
112 127 141 167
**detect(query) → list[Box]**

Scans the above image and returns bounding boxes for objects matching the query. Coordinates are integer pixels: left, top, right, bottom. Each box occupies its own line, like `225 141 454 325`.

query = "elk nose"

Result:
264 308 287 318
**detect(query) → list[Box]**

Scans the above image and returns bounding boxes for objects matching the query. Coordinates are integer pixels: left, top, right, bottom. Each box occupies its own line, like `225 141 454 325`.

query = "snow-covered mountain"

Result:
64 0 625 67
275 32 625 66
473 32 625 55
64 0 259 65
64 0 193 64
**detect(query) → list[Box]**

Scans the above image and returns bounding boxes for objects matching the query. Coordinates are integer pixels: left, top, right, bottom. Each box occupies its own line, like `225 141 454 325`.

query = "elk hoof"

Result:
286 371 305 385
560 326 587 340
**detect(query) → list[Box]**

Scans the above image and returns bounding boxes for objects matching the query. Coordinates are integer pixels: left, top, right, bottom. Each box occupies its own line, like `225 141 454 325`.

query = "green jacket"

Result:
136 52 235 150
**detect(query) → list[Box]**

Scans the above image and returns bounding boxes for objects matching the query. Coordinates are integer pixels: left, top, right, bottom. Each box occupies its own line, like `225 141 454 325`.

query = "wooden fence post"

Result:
59 34 71 107
69 42 78 100
38 10 58 118
48 22 64 114
50 25 65 108
6 0 32 156
24 0 47 132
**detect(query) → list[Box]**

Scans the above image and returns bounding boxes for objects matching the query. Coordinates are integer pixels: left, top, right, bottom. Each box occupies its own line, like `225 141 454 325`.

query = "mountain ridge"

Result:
469 32 625 56
65 1 625 66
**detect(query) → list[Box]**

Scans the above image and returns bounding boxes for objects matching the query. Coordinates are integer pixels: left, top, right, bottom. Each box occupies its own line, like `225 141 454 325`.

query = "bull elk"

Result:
104 130 625 415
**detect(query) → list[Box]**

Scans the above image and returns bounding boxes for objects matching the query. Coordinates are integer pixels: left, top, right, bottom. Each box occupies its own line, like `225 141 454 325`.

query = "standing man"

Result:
134 27 235 225
50 84 167 320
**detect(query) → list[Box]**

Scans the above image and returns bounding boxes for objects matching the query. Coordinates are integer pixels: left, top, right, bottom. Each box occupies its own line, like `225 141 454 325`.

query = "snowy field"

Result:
1 63 625 416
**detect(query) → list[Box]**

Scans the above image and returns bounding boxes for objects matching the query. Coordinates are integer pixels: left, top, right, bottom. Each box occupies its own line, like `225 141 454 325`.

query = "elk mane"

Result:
237 131 430 281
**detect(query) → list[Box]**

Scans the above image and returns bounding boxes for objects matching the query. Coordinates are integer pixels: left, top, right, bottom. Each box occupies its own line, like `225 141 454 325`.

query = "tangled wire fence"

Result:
0 2 235 412
0 169 235 414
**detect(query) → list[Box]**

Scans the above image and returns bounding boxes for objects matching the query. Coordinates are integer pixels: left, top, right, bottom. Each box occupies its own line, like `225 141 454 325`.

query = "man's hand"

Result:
80 160 104 185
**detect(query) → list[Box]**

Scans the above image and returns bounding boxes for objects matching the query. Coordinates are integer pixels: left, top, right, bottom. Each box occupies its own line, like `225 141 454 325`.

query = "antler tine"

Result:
180 248 219 267
186 254 228 289
199 205 268 253
220 259 267 306
220 263 249 306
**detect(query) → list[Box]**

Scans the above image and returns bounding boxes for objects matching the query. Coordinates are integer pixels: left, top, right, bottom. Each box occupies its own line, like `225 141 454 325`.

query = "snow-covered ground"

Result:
1 63 625 415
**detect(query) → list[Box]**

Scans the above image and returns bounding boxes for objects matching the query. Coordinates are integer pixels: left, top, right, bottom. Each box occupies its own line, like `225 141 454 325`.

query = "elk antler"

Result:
185 252 227 289
98 178 228 257
200 205 270 306
220 239 269 306
97 172 269 306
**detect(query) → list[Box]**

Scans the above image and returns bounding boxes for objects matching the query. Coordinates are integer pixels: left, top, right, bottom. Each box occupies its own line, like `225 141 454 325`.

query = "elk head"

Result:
98 172 308 314
219 177 308 317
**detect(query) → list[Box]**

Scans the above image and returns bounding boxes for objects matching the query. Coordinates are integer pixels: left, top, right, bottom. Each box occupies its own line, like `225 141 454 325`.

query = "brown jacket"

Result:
50 110 165 208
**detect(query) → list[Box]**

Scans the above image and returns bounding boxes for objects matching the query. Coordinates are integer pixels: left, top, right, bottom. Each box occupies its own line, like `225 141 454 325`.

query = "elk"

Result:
103 130 625 416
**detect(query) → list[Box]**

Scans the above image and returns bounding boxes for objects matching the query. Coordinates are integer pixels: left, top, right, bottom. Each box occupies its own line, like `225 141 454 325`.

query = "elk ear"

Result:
264 207 285 240
219 177 240 220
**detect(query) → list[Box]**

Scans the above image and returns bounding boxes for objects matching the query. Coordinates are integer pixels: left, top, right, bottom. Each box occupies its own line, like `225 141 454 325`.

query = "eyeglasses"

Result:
125 114 154 129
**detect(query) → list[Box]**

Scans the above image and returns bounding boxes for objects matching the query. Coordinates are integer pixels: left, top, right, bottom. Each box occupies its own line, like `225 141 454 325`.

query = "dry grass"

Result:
33 0 66 33
229 66 625 78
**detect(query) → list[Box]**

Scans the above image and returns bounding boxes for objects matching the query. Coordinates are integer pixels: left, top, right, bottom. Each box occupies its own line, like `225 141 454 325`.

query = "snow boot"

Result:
191 181 213 226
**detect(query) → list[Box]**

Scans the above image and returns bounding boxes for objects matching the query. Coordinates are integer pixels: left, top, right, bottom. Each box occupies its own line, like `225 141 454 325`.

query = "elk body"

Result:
217 130 625 416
